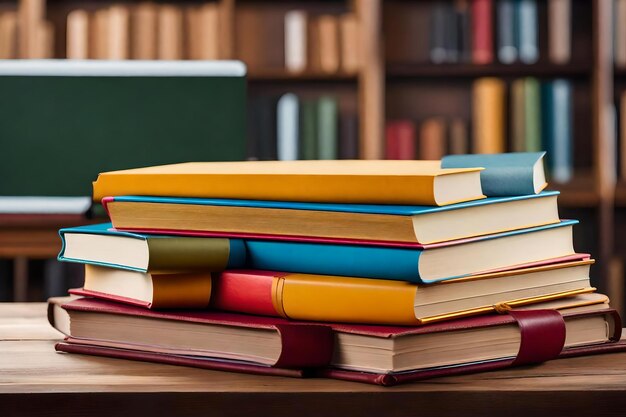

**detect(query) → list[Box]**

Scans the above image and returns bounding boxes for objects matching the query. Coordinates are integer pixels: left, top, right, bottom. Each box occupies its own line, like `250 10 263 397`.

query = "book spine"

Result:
518 0 538 64
445 3 459 63
212 271 279 317
318 15 340 73
430 2 447 63
472 0 493 64
419 118 446 160
108 5 129 60
385 122 399 159
157 5 183 59
548 0 571 64
339 14 359 73
550 80 573 183
523 77 542 152
472 77 505 153
449 118 469 154
92 8 110 59
317 96 338 160
197 4 219 60
66 10 89 59
131 3 157 59
300 100 318 160
455 0 472 62
285 10 307 73
245 240 423 283
277 93 300 161
257 96 278 160
395 121 417 160
497 0 517 64
339 112 359 159
18 0 44 58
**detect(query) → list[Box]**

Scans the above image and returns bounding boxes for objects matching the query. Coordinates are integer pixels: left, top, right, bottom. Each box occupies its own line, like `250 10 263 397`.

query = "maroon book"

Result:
51 298 624 386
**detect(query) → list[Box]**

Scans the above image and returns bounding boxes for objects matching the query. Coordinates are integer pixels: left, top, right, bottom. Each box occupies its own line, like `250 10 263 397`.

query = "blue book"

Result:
60 221 578 284
441 152 547 196
498 0 518 64
518 0 538 64
244 221 577 283
542 80 573 183
104 191 560 245
58 223 246 273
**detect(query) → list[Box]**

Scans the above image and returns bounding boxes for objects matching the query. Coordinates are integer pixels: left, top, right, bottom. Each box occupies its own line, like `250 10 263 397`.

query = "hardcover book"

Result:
101 220 579 284
441 152 547 196
92 160 485 206
101 191 560 245
49 297 623 386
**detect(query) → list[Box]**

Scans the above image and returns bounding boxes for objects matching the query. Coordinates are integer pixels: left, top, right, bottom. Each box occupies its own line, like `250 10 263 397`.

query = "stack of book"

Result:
49 156 624 386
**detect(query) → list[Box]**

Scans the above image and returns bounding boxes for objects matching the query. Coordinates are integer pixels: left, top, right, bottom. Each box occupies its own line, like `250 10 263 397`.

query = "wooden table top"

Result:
3 303 626 417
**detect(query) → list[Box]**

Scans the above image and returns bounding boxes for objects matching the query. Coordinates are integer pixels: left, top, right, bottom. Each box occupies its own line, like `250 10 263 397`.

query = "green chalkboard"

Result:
0 62 246 196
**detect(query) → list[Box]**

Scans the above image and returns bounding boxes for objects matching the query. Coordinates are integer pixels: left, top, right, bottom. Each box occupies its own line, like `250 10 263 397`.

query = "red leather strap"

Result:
508 309 566 366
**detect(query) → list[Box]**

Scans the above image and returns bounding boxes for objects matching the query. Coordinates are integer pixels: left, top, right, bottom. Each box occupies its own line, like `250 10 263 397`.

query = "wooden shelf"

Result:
614 182 626 207
549 177 601 208
386 63 592 79
247 69 358 82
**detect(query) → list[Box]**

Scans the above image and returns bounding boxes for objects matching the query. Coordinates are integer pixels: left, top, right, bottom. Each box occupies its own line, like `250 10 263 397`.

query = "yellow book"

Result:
472 77 506 153
93 160 484 206
212 260 598 325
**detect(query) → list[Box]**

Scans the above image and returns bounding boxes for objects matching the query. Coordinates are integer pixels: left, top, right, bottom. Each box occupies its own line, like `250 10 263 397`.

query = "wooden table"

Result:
3 303 626 417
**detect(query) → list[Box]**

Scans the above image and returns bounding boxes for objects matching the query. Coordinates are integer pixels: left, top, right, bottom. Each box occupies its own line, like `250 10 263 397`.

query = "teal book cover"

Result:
441 152 547 196
58 223 247 272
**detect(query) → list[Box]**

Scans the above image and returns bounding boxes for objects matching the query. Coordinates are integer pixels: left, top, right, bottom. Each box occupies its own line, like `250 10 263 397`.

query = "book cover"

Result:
441 151 547 196
93 160 484 206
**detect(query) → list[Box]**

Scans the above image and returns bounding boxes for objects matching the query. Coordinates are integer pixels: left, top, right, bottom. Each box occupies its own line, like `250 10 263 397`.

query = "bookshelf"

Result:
0 0 621 307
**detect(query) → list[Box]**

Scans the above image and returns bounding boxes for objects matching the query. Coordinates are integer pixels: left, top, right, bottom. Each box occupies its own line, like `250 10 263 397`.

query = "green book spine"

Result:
300 100 318 160
317 96 338 160
524 77 542 152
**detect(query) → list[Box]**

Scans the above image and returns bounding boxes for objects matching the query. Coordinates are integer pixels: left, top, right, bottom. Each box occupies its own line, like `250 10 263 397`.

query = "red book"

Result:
50 298 623 385
49 297 333 369
472 0 493 64
385 120 415 160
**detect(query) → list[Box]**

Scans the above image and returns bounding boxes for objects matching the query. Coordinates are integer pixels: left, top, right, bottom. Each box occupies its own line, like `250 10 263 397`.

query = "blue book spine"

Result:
277 93 299 161
498 0 517 64
245 240 423 283
518 0 539 64
551 80 573 183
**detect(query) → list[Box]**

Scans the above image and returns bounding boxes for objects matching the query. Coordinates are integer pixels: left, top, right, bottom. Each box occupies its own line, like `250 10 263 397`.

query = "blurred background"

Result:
0 0 622 315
